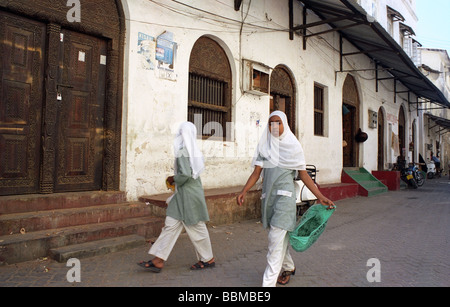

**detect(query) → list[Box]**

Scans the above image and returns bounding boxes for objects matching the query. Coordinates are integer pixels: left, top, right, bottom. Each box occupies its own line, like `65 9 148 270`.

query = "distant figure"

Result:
431 153 441 172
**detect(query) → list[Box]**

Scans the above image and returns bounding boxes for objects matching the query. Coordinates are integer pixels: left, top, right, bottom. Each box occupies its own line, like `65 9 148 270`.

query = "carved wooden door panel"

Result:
0 12 45 196
53 30 107 192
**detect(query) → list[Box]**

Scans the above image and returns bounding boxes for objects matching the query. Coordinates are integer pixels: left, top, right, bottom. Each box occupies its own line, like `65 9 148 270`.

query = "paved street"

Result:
1 178 449 288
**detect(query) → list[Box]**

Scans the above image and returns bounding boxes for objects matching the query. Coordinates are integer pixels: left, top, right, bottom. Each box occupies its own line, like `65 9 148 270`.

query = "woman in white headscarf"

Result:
237 111 335 287
138 122 215 272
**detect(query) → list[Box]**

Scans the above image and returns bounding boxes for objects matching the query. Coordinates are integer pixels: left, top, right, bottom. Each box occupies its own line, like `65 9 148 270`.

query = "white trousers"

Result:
149 216 214 262
262 225 296 287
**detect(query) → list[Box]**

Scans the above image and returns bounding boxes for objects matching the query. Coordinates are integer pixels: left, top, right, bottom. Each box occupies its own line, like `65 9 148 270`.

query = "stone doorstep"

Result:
0 216 164 265
0 191 162 265
0 191 127 215
49 234 147 263
0 202 153 236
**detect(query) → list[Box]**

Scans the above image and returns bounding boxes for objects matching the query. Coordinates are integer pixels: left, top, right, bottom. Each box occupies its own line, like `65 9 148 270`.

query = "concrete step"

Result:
372 171 401 191
0 202 153 236
49 234 147 263
359 180 386 189
366 186 389 197
0 191 126 214
317 182 359 201
342 168 388 197
0 216 164 265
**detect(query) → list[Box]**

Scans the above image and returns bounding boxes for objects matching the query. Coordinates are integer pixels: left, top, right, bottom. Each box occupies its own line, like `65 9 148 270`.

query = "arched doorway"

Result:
342 75 360 167
0 1 124 196
270 65 296 134
378 107 385 170
398 105 406 159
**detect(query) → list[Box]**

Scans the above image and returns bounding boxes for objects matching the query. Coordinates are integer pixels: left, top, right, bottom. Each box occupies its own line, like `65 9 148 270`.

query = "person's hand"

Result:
319 197 336 210
237 192 246 206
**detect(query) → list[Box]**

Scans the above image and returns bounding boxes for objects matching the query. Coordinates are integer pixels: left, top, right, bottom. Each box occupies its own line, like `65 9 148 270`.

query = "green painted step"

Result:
343 168 388 197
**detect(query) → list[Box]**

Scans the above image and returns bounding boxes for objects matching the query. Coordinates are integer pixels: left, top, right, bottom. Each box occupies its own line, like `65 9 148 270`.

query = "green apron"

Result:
258 155 297 232
166 147 210 226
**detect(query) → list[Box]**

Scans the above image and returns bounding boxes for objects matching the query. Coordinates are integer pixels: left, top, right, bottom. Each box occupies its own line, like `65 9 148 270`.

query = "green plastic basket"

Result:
289 204 336 252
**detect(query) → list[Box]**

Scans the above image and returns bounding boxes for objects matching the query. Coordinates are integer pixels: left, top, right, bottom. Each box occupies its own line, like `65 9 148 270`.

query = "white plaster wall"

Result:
120 0 419 200
359 0 418 41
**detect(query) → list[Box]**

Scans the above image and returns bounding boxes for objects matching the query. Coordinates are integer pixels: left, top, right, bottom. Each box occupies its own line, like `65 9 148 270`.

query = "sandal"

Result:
137 260 162 273
190 258 216 270
277 269 296 285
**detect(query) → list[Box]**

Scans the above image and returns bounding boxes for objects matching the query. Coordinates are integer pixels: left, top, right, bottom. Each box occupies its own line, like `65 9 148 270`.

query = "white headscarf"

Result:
252 111 306 171
173 122 205 179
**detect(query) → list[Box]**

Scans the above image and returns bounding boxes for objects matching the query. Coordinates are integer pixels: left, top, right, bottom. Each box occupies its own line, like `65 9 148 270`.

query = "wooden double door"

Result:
0 11 107 196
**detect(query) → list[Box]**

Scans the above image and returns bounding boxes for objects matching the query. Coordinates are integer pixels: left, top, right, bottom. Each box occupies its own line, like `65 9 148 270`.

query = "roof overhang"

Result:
289 0 450 108
426 113 450 134
399 22 415 37
386 6 405 22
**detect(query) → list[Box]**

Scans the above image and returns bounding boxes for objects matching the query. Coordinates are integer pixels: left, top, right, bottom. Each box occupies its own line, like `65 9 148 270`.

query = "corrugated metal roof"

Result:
294 0 450 108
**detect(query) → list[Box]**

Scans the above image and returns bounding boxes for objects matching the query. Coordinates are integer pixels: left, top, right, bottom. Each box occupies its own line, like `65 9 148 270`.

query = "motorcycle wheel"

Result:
416 172 425 186
427 172 434 179
409 179 418 189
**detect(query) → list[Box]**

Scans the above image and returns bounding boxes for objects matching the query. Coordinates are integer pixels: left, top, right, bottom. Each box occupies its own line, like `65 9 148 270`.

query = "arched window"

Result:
188 37 232 140
270 66 296 135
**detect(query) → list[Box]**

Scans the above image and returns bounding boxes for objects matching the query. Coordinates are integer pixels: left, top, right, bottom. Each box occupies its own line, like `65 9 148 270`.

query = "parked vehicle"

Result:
409 164 425 187
426 159 437 179
294 165 318 219
393 157 418 189
426 159 442 179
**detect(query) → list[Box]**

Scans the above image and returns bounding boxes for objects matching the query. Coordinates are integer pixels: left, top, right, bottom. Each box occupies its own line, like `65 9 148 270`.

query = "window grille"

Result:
188 73 228 139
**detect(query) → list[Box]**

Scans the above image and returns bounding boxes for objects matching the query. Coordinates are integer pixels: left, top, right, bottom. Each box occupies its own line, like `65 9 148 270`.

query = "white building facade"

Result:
1 0 447 199
418 48 450 175
121 0 435 200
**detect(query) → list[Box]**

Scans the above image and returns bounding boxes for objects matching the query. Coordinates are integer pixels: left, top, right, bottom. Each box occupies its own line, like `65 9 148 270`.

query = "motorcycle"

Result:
394 157 418 189
409 164 425 187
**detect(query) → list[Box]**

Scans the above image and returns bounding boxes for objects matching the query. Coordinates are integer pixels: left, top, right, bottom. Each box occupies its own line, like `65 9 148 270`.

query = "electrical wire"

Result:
141 0 289 33
135 0 414 99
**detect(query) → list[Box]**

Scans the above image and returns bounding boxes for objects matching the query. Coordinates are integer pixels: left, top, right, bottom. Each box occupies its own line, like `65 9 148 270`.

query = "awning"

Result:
386 6 405 22
426 113 450 133
289 0 450 108
399 22 415 36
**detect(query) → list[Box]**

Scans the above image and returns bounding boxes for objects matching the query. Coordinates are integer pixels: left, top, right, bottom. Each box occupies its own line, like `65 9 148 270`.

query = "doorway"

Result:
54 30 108 192
411 120 416 164
398 105 406 158
343 103 357 167
0 11 110 196
377 108 385 170
342 75 360 168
